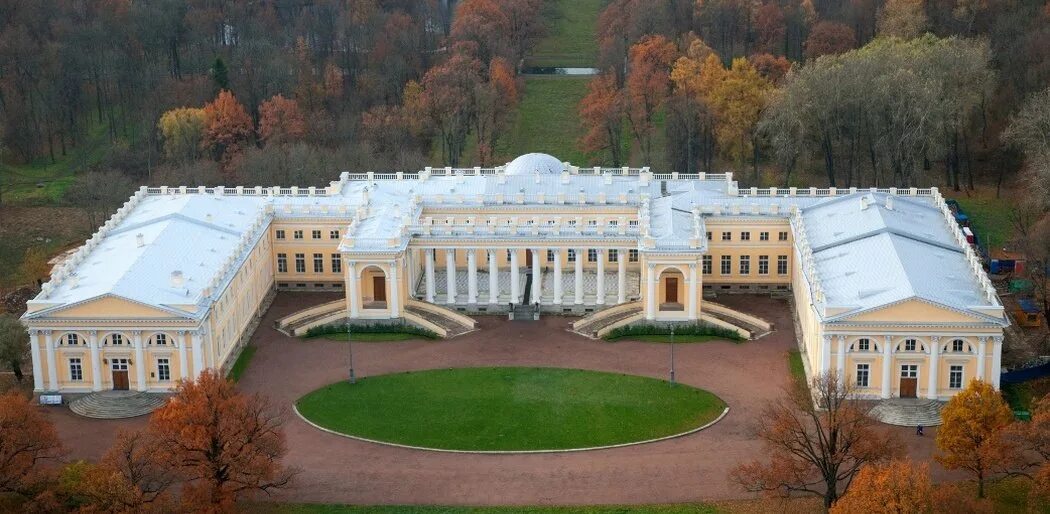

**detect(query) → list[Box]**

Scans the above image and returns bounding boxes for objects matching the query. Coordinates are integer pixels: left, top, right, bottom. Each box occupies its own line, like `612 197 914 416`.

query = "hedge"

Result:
603 322 744 341
304 321 439 340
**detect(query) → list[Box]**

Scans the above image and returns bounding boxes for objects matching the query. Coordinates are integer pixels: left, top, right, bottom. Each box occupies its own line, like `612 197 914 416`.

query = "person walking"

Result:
916 424 924 436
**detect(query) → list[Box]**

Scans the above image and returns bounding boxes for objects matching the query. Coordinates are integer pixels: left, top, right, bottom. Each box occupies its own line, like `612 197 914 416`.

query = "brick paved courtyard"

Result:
43 292 942 506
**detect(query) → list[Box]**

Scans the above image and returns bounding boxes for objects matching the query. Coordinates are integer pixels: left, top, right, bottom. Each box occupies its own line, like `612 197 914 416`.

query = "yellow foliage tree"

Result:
157 107 207 163
935 378 1014 498
830 459 932 514
706 57 772 176
19 246 52 286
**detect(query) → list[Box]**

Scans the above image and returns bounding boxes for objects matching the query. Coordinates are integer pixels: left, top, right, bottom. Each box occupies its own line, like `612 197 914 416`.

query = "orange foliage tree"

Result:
804 21 857 59
473 57 519 165
146 370 296 510
625 35 677 163
706 58 772 178
731 371 902 509
829 459 932 514
202 90 254 171
54 430 177 512
419 44 483 166
0 392 63 497
258 94 306 146
578 72 626 166
935 378 1014 498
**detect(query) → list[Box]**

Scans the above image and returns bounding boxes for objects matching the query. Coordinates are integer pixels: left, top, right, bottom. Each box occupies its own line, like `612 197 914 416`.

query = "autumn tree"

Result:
1003 86 1050 201
707 58 773 178
579 72 626 166
473 57 519 165
731 371 902 509
451 0 509 65
0 391 63 496
202 90 254 170
157 107 207 163
0 315 28 383
936 378 1014 498
748 53 792 85
829 459 933 514
64 171 137 231
669 50 724 172
258 94 306 146
625 35 677 163
878 0 929 39
419 44 483 166
146 370 296 510
19 246 51 287
754 3 787 55
804 21 856 59
55 430 177 512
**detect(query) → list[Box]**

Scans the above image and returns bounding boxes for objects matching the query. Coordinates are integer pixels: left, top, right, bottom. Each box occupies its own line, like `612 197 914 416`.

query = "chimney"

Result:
136 233 145 247
205 213 213 223
860 196 871 210
885 196 894 210
170 270 185 288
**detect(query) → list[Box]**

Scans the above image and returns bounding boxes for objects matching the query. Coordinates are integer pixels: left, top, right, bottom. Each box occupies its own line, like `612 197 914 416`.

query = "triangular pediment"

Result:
28 294 192 320
833 298 994 324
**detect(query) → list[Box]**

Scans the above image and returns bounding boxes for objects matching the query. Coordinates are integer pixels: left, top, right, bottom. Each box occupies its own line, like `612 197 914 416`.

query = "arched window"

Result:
952 339 965 352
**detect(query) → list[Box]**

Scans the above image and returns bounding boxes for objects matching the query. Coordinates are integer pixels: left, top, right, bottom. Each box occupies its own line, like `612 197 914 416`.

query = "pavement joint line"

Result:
293 404 730 455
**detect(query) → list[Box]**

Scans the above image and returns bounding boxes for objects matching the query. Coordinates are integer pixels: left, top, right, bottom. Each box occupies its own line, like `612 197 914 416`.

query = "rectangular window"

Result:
507 249 513 262
608 220 618 227
760 232 769 241
275 229 286 240
330 230 340 239
294 253 306 273
858 338 870 351
567 249 576 262
721 231 732 241
313 253 324 273
721 255 731 275
702 255 712 275
312 230 322 239
157 358 171 382
293 230 303 240
608 249 618 262
777 255 788 275
331 254 342 273
758 255 769 275
629 249 639 262
588 220 597 226
779 231 789 241
856 364 870 387
629 220 639 227
905 339 916 352
69 358 83 381
706 231 712 241
741 232 751 241
739 255 750 274
547 250 555 262
277 253 288 273
949 365 964 389
154 334 167 345
587 249 598 262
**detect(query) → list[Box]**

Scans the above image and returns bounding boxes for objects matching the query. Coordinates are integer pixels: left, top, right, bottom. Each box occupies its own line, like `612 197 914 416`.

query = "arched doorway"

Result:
657 268 685 312
360 266 389 310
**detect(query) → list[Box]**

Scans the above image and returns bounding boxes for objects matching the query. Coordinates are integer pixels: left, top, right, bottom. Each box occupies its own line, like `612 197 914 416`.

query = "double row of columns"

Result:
421 247 632 306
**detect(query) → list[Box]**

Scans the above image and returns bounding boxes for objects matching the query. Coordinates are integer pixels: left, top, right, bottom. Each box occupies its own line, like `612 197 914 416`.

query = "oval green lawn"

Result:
295 367 726 451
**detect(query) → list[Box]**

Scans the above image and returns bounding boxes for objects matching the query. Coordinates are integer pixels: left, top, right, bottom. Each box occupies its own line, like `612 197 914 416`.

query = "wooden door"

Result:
525 250 532 267
373 276 386 302
665 277 678 303
899 365 918 398
112 370 129 390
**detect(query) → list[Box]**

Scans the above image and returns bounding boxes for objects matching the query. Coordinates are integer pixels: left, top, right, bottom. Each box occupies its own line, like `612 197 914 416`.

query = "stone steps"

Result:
574 306 644 337
69 391 169 419
404 305 475 337
869 399 945 427
281 303 345 335
702 309 769 340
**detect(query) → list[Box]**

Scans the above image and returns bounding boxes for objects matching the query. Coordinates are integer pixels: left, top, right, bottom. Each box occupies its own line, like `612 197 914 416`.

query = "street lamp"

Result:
346 317 356 384
669 325 676 385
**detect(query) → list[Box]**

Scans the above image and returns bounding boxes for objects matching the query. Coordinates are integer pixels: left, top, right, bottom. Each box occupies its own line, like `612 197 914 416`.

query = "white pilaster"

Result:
29 331 43 391
928 336 940 400
531 249 542 304
553 249 563 304
510 251 520 303
836 335 846 382
595 249 605 305
687 263 698 320
881 335 892 398
645 264 656 320
992 336 1003 389
178 331 189 380
488 250 499 304
44 330 57 391
424 249 436 303
192 331 204 377
388 262 400 317
617 250 627 304
977 336 987 381
574 250 584 305
467 249 478 304
821 334 832 374
347 261 360 318
445 249 457 304
134 331 147 392
89 331 102 392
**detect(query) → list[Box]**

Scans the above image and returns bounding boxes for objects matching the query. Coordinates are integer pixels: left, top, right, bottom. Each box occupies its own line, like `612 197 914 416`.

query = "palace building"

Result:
21 153 1007 400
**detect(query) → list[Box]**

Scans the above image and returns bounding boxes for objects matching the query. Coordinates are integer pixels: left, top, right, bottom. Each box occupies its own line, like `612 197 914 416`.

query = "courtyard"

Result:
41 292 940 507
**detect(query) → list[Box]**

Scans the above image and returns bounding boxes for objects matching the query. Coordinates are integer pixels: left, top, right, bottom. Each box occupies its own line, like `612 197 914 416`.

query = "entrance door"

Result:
111 359 130 391
525 250 533 268
899 364 918 398
373 276 387 302
665 277 678 303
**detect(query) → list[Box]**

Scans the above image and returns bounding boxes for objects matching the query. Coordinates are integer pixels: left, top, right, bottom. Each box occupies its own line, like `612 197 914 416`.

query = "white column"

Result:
553 249 563 304
488 250 499 304
44 330 57 391
424 249 436 303
510 251 520 303
134 331 147 392
467 249 478 304
29 331 43 391
347 261 360 318
645 264 656 320
192 331 205 377
617 250 627 304
881 335 892 399
89 331 102 391
595 249 605 305
445 249 457 304
821 334 832 374
178 331 189 380
574 249 584 305
687 263 698 320
992 336 1003 389
977 336 987 381
531 248 542 304
836 335 846 382
388 262 400 317
928 336 940 400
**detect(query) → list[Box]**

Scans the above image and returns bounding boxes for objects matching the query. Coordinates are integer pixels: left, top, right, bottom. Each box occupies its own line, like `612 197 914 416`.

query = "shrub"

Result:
304 321 439 340
603 322 744 341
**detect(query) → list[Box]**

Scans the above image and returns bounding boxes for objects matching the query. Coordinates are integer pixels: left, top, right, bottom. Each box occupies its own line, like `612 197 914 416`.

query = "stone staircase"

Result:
69 391 169 419
275 299 345 336
404 303 476 337
702 300 774 340
573 304 644 337
511 302 537 321
869 398 945 427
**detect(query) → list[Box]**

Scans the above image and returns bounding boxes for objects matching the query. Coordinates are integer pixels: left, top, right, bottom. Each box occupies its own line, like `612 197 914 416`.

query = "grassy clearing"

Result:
949 188 1014 251
527 0 603 68
296 367 725 451
495 76 591 164
788 349 807 390
261 504 723 514
0 206 91 291
228 346 257 382
312 332 423 342
0 121 116 205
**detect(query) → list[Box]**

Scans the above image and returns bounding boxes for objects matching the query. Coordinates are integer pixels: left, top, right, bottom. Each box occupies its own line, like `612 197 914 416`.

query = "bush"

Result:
304 321 439 340
603 322 744 341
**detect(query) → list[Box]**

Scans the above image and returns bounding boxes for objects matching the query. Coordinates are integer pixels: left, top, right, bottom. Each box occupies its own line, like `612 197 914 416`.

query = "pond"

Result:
523 66 599 76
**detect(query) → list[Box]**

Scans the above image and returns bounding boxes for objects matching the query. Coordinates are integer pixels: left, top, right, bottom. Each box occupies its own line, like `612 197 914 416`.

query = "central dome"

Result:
504 153 565 176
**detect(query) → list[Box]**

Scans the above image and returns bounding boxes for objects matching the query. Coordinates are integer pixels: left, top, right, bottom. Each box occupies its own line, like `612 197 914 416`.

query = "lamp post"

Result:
346 317 356 384
669 325 676 385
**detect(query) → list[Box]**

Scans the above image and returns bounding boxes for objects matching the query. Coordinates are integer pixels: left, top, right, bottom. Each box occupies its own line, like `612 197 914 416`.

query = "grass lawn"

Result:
228 346 257 382
606 334 725 343
312 332 425 342
495 76 591 164
0 120 116 205
527 0 602 68
787 349 808 392
296 367 725 451
949 188 1014 251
